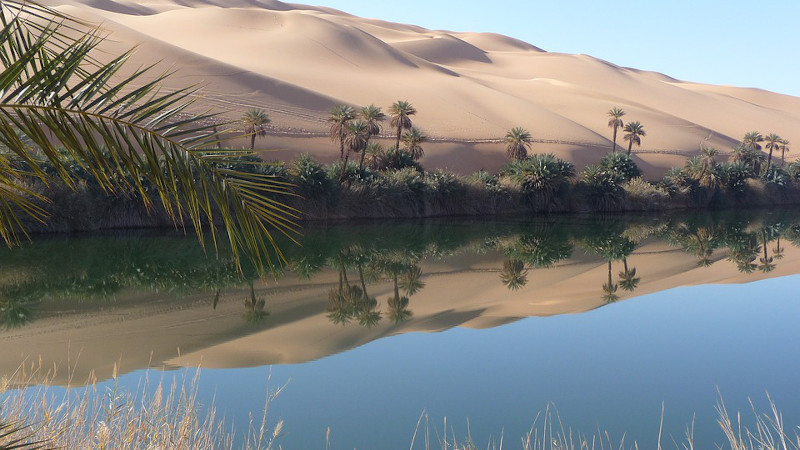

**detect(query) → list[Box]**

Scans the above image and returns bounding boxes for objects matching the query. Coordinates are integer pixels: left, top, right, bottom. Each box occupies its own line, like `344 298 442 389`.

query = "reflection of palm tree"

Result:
243 282 268 325
772 236 785 260
758 230 776 273
617 257 640 292
602 261 619 303
399 265 425 295
692 228 716 267
388 272 413 324
500 259 528 291
0 299 34 329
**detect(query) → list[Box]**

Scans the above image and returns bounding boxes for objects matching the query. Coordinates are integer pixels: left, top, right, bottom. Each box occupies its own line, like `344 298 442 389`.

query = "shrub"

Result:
581 164 625 210
368 146 422 172
598 152 641 181
762 166 789 189
622 177 670 211
786 161 800 182
289 154 337 201
502 153 575 210
718 161 752 194
326 160 377 185
425 170 465 198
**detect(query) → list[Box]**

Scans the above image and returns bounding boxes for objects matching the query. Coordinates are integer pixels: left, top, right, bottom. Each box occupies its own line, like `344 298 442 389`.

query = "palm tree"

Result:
341 120 369 180
607 107 626 153
742 131 765 150
328 105 357 163
402 127 427 161
0 1 295 275
764 133 783 174
389 100 416 151
780 139 790 167
241 109 270 150
622 121 646 155
505 127 532 161
731 144 765 175
359 104 386 169
617 257 640 292
688 145 720 188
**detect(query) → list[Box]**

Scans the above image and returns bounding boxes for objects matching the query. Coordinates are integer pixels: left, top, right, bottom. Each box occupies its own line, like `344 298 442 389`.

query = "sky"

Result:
310 0 800 97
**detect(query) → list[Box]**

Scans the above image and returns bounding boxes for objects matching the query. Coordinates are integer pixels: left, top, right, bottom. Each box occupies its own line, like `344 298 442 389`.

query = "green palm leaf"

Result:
0 1 298 275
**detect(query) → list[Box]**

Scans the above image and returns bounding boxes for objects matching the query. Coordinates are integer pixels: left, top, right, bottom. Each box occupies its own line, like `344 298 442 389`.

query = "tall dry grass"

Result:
2 362 799 450
0 362 285 449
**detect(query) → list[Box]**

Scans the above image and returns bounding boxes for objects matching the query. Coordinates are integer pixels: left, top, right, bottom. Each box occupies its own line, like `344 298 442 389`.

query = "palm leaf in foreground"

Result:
0 1 299 275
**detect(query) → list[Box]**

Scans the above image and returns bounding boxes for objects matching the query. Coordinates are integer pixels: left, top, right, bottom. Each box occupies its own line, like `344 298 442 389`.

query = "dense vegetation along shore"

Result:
20 117 800 231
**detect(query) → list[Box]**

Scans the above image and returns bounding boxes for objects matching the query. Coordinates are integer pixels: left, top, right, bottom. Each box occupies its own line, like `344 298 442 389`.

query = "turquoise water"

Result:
2 210 800 448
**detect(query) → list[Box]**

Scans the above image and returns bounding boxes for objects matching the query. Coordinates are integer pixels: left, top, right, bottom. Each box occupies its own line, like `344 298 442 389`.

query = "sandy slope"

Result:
32 0 800 176
2 240 798 387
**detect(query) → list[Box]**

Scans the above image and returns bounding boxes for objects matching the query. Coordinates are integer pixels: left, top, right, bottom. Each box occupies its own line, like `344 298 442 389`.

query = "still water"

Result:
1 210 800 448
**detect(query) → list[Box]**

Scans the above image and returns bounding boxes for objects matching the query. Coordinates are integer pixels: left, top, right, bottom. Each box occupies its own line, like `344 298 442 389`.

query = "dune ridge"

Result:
39 0 800 175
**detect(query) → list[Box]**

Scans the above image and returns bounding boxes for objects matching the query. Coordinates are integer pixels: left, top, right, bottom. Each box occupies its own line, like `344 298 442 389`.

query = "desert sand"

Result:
31 0 800 177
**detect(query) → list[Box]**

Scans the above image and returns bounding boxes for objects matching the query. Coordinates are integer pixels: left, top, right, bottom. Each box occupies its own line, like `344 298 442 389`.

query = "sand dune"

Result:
33 0 800 175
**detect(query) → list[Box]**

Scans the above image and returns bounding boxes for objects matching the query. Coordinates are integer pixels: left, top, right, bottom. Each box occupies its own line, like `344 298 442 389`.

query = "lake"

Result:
1 210 799 448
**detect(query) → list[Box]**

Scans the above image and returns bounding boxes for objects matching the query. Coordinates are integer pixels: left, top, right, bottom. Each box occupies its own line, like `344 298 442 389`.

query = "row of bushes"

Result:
16 147 800 230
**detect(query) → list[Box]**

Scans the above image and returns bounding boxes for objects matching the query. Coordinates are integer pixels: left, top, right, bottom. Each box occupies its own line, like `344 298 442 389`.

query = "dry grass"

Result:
2 363 799 450
0 362 285 449
409 396 800 450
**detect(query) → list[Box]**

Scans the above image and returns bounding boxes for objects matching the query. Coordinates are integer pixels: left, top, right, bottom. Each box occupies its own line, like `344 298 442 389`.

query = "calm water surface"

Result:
1 210 800 448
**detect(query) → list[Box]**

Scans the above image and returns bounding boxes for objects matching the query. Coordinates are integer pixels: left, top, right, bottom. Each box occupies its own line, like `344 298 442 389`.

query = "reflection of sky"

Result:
91 274 800 449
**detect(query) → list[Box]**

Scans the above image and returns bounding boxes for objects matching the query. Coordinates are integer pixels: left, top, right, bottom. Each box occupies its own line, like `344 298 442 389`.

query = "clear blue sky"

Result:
312 0 800 97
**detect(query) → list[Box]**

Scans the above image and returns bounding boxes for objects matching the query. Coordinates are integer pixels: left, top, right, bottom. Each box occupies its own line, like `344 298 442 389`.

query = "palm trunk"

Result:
627 139 633 155
340 149 351 181
623 257 628 273
607 261 613 287
612 126 618 152
250 133 255 150
766 149 774 174
358 265 368 297
782 148 786 167
395 125 402 151
359 137 370 171
339 130 346 161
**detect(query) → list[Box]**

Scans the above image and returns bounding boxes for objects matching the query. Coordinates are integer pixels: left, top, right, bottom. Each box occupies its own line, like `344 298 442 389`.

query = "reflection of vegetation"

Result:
3 211 800 329
602 261 619 303
618 257 640 292
0 299 34 329
500 259 528 291
243 282 269 325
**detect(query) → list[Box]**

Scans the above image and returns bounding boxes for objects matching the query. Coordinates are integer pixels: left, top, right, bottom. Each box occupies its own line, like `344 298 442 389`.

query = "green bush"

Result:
599 152 641 181
763 166 789 188
425 170 465 198
290 154 337 201
369 146 422 172
718 161 752 194
326 160 377 185
502 153 575 210
582 164 625 210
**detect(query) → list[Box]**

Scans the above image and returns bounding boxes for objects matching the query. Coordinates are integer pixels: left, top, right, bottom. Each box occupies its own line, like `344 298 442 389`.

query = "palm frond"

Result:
0 1 298 275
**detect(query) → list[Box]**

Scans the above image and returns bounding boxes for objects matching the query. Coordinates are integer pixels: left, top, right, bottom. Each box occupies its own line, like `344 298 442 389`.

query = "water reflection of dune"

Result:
1 214 799 386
